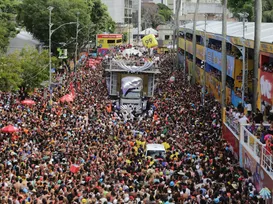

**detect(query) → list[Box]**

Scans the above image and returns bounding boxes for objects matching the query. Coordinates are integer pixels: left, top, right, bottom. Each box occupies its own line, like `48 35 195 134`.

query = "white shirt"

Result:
246 103 252 111
239 116 248 124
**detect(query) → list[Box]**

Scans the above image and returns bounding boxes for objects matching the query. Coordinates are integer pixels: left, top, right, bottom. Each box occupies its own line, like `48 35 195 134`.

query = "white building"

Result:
101 0 133 24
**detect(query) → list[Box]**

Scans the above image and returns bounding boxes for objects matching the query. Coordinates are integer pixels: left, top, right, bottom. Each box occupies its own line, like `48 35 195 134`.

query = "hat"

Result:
82 199 87 203
170 181 175 187
205 195 209 198
124 197 130 203
177 170 185 176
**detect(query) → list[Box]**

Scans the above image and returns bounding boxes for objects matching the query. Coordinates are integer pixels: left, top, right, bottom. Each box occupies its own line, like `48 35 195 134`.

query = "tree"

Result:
0 0 20 52
157 3 173 23
0 47 58 92
17 0 116 54
19 48 58 91
262 0 273 22
89 0 116 35
0 51 23 91
228 0 273 22
141 2 172 29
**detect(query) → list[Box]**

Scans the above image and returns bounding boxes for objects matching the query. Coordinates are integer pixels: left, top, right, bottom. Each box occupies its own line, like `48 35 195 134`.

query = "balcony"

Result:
224 109 273 188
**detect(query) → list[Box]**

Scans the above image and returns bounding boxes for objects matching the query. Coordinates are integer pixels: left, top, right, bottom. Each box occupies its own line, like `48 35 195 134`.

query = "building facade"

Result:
101 0 133 24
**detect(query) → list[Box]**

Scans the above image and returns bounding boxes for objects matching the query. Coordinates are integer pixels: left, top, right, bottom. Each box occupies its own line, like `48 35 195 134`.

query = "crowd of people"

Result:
0 51 266 203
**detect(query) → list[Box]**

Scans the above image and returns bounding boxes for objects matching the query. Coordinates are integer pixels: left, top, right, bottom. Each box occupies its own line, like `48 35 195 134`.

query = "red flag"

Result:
69 82 75 97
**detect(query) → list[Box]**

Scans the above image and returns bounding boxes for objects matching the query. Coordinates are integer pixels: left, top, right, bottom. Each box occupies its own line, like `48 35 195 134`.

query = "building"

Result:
101 0 133 43
101 0 133 24
7 30 41 54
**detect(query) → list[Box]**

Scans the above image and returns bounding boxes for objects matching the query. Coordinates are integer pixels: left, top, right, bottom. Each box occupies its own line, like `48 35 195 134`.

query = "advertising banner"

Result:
242 146 273 193
231 90 242 107
142 34 158 48
178 38 204 60
260 70 273 105
206 74 221 101
222 124 239 160
206 48 235 78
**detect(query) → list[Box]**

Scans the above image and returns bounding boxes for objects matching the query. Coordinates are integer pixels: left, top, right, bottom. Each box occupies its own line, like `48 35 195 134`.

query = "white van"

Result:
145 144 166 158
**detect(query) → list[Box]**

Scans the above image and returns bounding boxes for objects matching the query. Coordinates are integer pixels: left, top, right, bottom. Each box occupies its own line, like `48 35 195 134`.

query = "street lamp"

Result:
75 12 80 71
48 6 76 105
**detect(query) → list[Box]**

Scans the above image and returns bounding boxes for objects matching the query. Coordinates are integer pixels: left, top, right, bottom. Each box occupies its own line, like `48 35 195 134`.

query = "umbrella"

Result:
259 187 271 200
60 94 74 103
21 99 36 105
1 125 20 133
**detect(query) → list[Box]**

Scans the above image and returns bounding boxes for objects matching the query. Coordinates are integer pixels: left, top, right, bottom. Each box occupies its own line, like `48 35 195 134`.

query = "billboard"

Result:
206 48 235 78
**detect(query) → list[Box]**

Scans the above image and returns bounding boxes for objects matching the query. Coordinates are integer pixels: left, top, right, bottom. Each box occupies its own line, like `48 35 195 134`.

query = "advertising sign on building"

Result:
206 48 235 78
260 70 273 104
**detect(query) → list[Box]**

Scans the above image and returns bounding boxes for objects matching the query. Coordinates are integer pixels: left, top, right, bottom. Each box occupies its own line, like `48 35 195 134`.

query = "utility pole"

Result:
75 12 80 71
138 0 141 44
192 0 200 84
253 0 262 112
221 0 227 108
175 0 182 69
238 12 249 106
202 14 207 106
48 6 53 106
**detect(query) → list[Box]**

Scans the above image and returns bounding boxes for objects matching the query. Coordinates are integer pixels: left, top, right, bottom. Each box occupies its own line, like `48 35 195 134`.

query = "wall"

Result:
101 0 125 24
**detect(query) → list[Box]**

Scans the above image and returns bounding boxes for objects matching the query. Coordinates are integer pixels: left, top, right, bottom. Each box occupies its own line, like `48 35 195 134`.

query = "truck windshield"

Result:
147 150 166 158
123 91 141 99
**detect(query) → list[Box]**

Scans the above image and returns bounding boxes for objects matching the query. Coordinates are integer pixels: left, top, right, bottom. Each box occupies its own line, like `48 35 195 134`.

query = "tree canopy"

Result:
0 0 20 52
0 48 58 92
228 0 273 22
17 0 115 53
141 3 173 29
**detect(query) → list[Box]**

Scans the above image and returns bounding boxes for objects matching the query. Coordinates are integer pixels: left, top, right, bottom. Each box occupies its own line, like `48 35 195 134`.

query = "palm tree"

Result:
262 0 273 22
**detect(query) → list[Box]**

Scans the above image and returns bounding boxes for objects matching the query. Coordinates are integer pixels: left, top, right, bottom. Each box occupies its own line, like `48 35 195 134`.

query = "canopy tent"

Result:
140 28 158 36
122 48 143 57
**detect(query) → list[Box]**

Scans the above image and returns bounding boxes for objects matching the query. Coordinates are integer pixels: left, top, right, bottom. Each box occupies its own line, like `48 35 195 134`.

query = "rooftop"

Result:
180 21 273 44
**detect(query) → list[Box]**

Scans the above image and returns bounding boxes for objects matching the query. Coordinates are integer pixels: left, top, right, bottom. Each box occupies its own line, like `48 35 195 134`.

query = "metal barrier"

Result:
225 113 240 136
242 126 266 159
261 145 273 173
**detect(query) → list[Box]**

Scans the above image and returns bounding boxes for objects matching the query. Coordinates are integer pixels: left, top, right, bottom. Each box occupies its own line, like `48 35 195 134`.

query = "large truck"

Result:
104 56 160 114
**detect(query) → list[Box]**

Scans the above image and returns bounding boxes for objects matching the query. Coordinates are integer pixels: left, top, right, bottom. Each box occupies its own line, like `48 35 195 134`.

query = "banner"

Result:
142 34 158 48
260 70 273 104
178 38 204 60
57 48 68 59
206 48 235 78
206 74 221 101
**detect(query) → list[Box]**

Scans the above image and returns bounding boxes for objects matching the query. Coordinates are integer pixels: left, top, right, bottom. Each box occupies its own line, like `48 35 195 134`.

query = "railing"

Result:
225 113 240 136
261 145 273 173
242 126 266 159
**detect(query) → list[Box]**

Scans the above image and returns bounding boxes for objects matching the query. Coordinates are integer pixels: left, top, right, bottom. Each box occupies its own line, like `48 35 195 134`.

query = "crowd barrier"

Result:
241 125 265 159
225 111 273 175
225 113 240 136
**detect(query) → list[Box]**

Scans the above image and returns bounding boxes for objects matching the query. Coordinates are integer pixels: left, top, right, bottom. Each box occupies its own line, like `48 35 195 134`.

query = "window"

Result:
165 35 170 40
116 39 122 43
107 40 115 44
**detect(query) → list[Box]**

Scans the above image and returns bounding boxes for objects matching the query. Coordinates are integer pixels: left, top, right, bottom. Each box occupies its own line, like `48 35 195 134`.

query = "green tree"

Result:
17 0 116 53
0 51 23 91
19 48 58 91
89 0 116 34
0 47 58 92
228 0 273 22
262 0 273 22
17 0 91 53
157 3 173 23
122 32 128 43
0 0 20 52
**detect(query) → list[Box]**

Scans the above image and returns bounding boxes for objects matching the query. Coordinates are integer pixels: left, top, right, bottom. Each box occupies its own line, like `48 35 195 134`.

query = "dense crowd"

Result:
0 53 266 203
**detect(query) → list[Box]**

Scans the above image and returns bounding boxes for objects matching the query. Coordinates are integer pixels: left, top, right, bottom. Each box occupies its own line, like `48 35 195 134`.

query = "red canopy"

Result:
21 99 36 105
1 125 20 133
60 94 74 103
